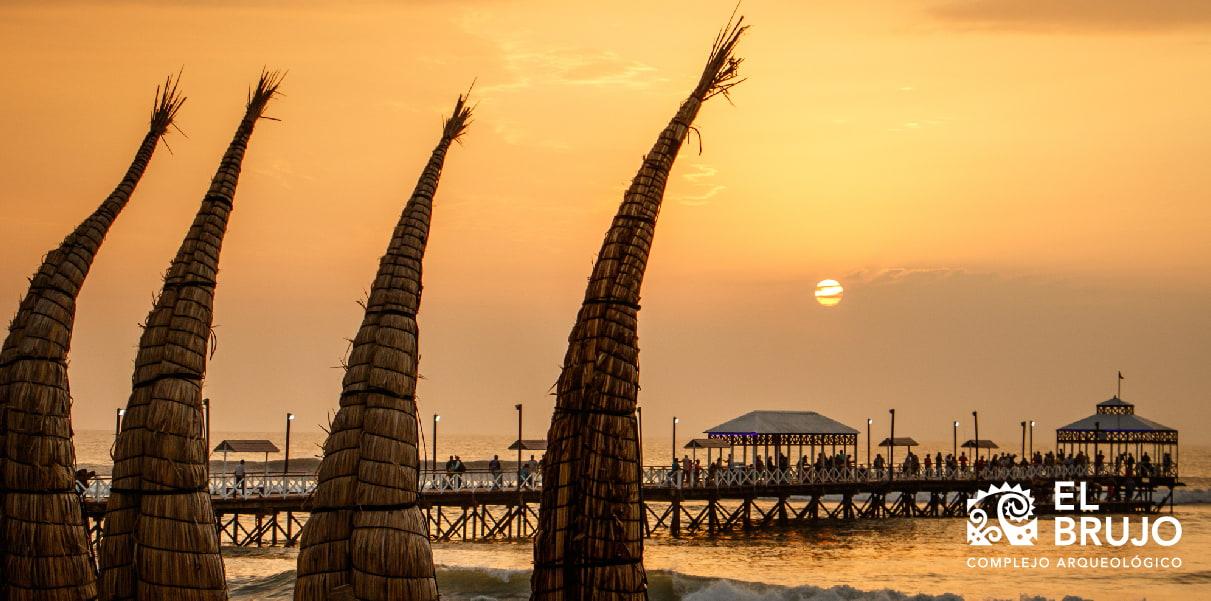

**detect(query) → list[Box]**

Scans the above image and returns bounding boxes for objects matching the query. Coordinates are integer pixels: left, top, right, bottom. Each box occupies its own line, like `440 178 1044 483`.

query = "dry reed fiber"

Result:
97 71 282 601
0 76 184 601
530 17 747 601
293 92 472 601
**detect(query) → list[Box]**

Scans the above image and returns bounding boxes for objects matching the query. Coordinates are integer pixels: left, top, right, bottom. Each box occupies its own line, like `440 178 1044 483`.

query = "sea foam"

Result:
226 567 1101 601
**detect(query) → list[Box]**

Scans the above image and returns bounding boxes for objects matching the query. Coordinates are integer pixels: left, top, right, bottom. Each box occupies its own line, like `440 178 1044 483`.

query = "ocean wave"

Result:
224 566 1096 600
1171 487 1211 505
648 572 964 601
229 569 296 600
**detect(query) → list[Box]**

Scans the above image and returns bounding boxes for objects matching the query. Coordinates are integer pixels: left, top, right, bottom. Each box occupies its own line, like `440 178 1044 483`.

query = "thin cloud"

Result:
677 185 726 207
930 0 1211 32
849 267 968 286
253 159 315 191
491 121 569 151
477 41 667 96
677 164 726 207
683 163 717 183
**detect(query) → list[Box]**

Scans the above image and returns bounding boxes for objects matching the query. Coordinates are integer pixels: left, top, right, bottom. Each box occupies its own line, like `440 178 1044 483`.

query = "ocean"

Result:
73 430 1211 600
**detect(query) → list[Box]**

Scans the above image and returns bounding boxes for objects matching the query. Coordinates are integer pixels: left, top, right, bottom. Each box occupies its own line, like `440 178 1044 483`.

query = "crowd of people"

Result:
394 444 1178 492
662 445 1176 488
74 443 1177 499
480 453 541 490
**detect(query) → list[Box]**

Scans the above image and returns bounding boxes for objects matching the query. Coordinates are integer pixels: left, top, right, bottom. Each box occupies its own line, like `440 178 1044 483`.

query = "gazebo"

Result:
508 439 548 452
684 438 731 463
961 439 999 462
212 439 280 492
1056 396 1178 473
706 410 859 468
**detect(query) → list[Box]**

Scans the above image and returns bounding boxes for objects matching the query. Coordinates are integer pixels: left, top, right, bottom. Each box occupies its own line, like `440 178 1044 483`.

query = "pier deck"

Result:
76 464 1179 546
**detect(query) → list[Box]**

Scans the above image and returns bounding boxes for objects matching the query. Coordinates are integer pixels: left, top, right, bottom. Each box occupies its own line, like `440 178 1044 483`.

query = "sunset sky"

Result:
1 1 1208 447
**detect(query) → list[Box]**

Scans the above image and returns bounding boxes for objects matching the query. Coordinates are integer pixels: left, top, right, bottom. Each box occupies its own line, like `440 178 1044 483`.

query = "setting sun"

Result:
815 279 844 307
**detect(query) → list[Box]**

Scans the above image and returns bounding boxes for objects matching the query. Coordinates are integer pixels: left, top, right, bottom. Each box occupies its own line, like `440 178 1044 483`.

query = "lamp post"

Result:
432 413 440 485
284 413 295 475
1020 420 1026 457
972 410 980 465
952 420 959 459
866 418 872 468
515 403 523 493
672 417 680 469
1029 421 1035 456
888 408 895 481
115 408 125 440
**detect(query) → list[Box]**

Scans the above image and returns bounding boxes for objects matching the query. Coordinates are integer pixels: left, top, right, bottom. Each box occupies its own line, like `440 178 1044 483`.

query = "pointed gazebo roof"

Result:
1056 396 1177 443
705 410 858 446
706 410 858 436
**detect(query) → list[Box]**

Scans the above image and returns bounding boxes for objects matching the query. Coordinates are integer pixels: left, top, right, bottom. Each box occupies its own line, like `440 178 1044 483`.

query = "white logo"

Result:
967 483 1038 546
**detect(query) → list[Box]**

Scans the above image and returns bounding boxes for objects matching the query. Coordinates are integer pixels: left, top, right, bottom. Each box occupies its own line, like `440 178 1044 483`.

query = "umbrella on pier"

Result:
293 91 473 601
961 439 999 449
685 439 730 463
531 14 747 601
0 76 183 601
98 71 282 601
962 439 999 462
878 438 920 448
509 440 548 452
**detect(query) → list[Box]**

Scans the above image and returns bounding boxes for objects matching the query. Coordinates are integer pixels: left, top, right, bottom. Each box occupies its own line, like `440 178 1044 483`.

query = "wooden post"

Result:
671 498 682 537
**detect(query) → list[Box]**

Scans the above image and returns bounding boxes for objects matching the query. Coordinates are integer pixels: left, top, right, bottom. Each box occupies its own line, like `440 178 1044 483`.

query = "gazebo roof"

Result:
878 437 919 447
961 439 999 449
508 439 548 451
1058 396 1175 433
706 410 858 436
685 438 730 449
213 439 280 454
1057 413 1175 433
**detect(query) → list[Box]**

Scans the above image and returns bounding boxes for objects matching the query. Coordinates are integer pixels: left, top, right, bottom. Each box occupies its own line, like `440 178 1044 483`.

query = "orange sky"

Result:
1 1 1209 446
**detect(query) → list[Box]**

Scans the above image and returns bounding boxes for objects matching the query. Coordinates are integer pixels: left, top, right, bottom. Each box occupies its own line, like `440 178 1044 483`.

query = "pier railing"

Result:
78 462 1174 502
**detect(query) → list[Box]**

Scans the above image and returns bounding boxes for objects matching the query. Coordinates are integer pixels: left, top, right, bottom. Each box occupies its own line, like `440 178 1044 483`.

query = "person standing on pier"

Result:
525 455 539 488
489 455 503 490
453 456 466 488
235 459 247 496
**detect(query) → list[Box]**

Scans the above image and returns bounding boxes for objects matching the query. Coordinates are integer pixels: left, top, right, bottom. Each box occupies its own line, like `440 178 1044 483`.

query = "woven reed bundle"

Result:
293 92 472 601
0 77 183 601
530 17 746 601
97 71 282 601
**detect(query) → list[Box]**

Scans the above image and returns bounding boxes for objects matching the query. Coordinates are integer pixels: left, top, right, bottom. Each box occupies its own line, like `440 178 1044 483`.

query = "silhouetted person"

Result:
234 459 247 495
489 454 503 489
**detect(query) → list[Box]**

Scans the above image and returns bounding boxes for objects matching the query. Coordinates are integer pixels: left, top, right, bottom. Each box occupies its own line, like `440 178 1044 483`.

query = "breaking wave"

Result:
226 567 1101 600
1171 487 1211 505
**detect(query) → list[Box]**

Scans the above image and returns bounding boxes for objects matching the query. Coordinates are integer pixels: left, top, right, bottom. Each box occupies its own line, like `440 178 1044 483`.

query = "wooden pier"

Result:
77 466 1179 548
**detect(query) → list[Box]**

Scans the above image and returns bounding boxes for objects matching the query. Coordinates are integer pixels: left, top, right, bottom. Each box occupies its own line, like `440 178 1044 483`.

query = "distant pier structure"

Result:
75 403 1182 547
1056 396 1179 474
